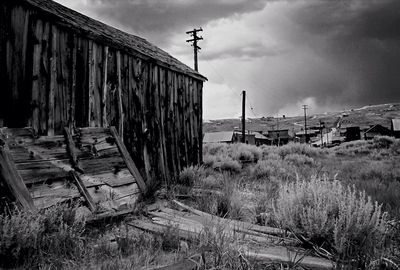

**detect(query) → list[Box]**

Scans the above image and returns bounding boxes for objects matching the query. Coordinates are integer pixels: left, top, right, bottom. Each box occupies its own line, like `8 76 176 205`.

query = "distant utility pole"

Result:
319 121 324 147
276 116 280 147
242 91 246 143
186 28 203 71
302 105 308 143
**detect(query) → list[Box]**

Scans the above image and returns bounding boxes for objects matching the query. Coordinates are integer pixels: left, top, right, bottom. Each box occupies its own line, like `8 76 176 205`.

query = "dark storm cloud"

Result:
202 42 286 60
86 0 269 44
289 0 400 108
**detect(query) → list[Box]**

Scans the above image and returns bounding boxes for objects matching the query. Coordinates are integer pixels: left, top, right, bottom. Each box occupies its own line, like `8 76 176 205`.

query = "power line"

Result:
246 94 258 118
203 59 241 99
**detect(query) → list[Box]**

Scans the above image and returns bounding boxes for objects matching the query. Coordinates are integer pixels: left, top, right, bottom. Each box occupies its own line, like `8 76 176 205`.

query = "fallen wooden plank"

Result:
151 214 291 247
70 170 96 212
30 181 80 209
172 200 288 237
0 147 35 210
64 127 83 173
246 249 333 269
9 136 66 149
16 159 63 170
30 181 79 198
148 259 198 270
87 208 135 223
79 155 127 174
129 219 333 270
110 126 147 194
150 209 296 246
157 207 296 245
99 171 136 187
19 167 70 185
128 219 198 240
112 183 140 199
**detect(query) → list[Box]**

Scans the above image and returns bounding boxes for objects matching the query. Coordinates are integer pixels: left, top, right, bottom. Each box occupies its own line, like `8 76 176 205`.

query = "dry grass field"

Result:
1 138 400 269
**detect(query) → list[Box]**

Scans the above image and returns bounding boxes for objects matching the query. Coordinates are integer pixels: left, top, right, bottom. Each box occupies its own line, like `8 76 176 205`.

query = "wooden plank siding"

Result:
0 2 204 183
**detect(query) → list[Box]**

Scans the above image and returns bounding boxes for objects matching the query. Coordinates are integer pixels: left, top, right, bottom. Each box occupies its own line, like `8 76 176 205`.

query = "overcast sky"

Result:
55 0 400 119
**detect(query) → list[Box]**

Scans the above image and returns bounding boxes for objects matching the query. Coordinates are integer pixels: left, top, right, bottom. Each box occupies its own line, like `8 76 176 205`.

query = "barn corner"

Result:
0 0 206 214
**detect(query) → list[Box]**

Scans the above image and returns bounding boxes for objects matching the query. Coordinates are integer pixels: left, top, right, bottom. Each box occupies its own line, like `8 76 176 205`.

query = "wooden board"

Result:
30 180 80 209
1 127 143 218
90 170 136 187
0 147 35 210
129 202 334 270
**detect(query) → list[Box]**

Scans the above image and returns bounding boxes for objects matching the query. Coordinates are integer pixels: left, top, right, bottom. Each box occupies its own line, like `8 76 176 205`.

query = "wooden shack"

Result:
0 0 206 184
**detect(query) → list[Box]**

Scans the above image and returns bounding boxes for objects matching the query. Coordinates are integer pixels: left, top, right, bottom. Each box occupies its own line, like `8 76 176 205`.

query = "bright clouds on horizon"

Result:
54 0 400 119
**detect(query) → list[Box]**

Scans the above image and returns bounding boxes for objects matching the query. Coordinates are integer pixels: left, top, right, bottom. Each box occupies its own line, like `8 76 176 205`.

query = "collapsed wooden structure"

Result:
0 0 206 186
130 200 334 270
0 127 146 216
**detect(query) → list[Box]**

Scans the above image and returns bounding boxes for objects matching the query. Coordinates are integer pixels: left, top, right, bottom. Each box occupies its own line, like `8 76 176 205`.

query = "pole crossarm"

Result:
186 28 203 71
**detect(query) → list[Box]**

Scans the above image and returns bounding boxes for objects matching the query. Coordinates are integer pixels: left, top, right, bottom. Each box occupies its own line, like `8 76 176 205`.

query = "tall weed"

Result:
0 206 86 268
274 177 388 265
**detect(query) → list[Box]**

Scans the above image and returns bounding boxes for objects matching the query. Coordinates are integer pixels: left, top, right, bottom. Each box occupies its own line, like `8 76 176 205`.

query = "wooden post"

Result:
88 41 95 127
116 51 124 139
242 90 246 143
102 46 109 127
110 126 147 194
69 34 77 131
31 20 42 133
48 26 57 136
0 147 35 210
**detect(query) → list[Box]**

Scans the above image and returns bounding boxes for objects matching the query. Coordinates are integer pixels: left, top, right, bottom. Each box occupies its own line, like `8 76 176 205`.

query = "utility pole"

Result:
302 105 308 143
319 121 324 148
186 28 203 71
326 131 329 146
276 116 280 147
242 91 246 143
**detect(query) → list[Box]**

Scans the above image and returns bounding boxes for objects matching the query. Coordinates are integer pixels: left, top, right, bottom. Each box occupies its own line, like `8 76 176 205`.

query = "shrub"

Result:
230 143 262 162
372 136 395 149
284 153 314 166
252 160 282 179
178 165 205 186
198 174 224 190
0 206 86 268
276 143 324 159
213 156 241 173
273 177 388 265
391 139 400 155
251 159 295 181
263 152 281 161
203 154 217 168
193 176 245 220
203 143 228 156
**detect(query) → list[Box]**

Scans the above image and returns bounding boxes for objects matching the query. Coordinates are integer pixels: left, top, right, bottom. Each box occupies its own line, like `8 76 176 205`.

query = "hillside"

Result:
204 103 400 135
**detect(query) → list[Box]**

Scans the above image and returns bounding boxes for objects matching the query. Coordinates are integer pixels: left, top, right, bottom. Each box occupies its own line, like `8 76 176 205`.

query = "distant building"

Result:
203 130 270 146
268 129 290 146
364 125 391 140
203 131 235 143
346 126 361 141
233 132 256 145
392 119 400 138
295 130 318 144
253 131 271 146
233 130 270 145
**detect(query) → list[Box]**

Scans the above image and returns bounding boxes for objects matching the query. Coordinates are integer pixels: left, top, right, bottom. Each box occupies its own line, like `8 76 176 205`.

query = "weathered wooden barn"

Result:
0 0 206 186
